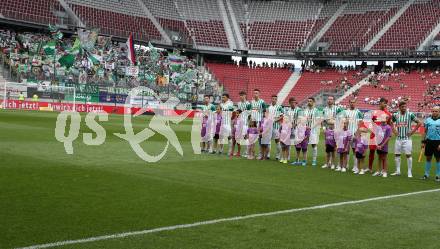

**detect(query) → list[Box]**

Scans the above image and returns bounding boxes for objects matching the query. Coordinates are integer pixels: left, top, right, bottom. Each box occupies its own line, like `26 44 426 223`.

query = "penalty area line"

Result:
16 188 440 249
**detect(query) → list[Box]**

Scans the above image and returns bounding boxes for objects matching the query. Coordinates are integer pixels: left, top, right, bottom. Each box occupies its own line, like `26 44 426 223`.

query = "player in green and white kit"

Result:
237 91 251 157
322 96 344 169
391 101 421 178
219 93 235 154
250 89 267 125
340 99 363 173
199 95 216 153
323 96 344 124
250 89 267 159
303 97 323 166
268 95 284 160
284 97 302 164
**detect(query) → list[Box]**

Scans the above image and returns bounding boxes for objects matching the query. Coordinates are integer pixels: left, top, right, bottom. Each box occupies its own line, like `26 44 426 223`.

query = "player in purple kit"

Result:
373 114 393 178
324 119 336 169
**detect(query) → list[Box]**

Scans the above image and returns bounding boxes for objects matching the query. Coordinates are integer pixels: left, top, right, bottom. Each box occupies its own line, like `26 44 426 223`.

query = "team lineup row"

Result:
197 89 440 181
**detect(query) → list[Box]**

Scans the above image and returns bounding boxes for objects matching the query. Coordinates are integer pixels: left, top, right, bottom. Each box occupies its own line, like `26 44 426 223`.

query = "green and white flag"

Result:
148 42 159 62
69 38 81 55
58 54 75 68
78 28 98 52
54 31 63 40
43 41 56 55
88 53 101 65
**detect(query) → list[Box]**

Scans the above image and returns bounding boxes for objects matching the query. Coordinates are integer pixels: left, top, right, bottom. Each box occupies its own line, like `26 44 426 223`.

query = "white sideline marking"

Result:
16 188 440 249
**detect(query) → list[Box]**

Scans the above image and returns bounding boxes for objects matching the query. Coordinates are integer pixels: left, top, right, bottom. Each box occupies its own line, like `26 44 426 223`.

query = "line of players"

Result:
198 89 440 181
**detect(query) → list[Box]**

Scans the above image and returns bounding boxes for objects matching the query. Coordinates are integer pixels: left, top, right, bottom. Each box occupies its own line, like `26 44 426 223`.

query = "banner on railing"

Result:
2 100 197 117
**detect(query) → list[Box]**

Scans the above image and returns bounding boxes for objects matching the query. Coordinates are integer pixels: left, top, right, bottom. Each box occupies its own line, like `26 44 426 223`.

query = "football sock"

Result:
312 146 318 162
368 151 375 170
407 157 412 175
425 161 432 177
436 162 440 177
395 157 401 173
276 143 281 159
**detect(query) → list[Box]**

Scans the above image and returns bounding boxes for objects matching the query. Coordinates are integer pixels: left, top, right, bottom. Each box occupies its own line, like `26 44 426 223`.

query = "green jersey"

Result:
392 111 417 139
268 104 284 129
250 98 266 122
237 100 251 126
323 105 343 121
284 106 302 126
220 100 234 125
303 107 322 131
198 103 215 112
341 109 363 135
198 103 216 120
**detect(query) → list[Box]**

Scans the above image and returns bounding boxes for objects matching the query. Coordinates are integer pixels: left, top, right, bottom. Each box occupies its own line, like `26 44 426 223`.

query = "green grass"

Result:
0 110 439 249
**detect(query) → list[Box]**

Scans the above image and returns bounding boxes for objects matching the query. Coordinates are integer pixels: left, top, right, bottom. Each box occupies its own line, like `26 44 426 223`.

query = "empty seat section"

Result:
205 62 292 102
372 0 440 51
1 0 63 25
67 0 161 41
283 69 360 105
339 71 434 111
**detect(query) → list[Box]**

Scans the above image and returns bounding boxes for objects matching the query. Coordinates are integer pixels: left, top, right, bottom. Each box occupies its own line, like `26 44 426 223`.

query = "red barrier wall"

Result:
3 100 197 117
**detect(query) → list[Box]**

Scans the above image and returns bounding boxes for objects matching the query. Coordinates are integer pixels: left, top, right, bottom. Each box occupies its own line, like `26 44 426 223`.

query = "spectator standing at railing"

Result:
18 92 25 103
32 93 39 102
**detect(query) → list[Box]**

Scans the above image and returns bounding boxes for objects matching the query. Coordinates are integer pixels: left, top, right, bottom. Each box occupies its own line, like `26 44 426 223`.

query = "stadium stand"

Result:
339 69 438 111
205 62 292 102
66 0 162 41
372 0 440 51
142 0 191 43
4 0 440 53
0 0 64 25
283 68 362 105
319 0 405 52
171 0 229 48
304 0 345 47
234 0 324 51
0 27 221 104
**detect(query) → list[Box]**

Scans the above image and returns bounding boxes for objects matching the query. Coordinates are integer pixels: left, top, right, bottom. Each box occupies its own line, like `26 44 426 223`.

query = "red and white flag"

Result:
126 33 136 65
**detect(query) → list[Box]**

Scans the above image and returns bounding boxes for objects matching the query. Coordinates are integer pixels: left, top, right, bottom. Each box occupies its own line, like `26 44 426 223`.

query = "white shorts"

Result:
219 125 231 144
394 139 412 155
272 129 280 140
309 132 319 145
237 125 248 144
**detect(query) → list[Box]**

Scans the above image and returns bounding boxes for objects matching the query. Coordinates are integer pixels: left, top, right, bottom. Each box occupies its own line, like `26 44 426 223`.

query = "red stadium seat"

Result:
205 62 292 103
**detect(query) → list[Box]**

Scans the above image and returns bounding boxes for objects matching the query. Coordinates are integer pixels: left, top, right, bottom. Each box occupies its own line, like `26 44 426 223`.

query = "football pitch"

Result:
1 110 439 249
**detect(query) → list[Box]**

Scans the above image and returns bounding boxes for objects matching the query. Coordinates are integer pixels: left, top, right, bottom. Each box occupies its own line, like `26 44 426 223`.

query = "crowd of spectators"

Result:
419 82 440 111
0 28 220 102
